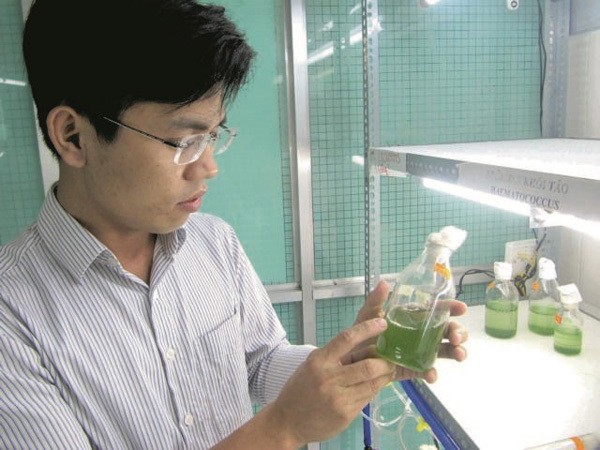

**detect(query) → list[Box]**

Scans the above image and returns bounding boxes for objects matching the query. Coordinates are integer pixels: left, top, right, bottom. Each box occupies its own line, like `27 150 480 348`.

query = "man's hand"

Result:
267 318 398 446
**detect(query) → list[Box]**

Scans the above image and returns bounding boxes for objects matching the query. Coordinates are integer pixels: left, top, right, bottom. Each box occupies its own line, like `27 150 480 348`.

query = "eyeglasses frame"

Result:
101 116 236 165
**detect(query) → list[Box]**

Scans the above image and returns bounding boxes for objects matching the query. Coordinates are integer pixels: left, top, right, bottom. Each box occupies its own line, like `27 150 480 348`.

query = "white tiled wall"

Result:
560 25 600 319
566 30 600 139
558 229 600 319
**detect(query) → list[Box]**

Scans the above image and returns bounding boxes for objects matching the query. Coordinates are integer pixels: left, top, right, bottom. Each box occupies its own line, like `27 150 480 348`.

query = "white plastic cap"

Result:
494 261 513 280
427 226 468 251
538 257 557 280
558 283 582 304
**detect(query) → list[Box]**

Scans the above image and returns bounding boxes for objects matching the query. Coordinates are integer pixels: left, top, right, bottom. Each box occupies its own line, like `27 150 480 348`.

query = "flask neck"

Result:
423 244 452 263
540 278 560 294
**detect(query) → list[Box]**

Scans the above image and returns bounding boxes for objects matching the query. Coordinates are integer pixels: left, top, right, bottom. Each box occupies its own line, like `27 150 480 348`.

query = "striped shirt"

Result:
0 188 315 449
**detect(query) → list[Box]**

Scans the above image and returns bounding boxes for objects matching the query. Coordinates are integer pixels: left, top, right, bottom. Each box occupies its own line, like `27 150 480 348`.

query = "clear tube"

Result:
361 383 437 450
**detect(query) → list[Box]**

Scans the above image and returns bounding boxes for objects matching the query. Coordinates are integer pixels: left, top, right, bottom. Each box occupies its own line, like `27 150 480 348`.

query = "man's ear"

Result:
46 106 87 168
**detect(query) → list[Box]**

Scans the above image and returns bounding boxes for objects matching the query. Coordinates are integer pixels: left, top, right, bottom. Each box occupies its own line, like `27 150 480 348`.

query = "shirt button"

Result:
152 291 159 302
165 348 176 360
184 413 194 427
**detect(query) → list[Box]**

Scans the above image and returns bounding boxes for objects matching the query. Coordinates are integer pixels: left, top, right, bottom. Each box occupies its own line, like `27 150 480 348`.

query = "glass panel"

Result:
376 0 541 304
202 0 294 285
306 0 366 281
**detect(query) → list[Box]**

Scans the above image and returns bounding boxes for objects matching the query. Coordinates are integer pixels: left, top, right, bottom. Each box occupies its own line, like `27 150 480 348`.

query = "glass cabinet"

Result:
362 1 600 448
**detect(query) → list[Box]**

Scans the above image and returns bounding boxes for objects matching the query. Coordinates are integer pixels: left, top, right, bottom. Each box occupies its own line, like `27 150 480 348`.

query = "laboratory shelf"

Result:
409 302 600 450
369 138 600 222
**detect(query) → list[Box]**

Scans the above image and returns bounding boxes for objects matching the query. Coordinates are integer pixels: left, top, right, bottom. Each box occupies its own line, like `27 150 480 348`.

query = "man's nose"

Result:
183 147 218 180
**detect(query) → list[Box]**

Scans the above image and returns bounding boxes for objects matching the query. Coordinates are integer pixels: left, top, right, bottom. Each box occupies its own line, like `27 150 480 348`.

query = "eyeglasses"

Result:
102 116 237 165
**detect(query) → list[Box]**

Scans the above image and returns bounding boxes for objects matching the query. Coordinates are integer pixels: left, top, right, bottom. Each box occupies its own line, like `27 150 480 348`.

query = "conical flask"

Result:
376 226 467 371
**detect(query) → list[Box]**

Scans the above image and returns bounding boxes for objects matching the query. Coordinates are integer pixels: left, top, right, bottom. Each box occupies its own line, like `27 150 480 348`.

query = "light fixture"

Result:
422 178 531 216
529 208 600 240
419 0 441 8
423 178 600 240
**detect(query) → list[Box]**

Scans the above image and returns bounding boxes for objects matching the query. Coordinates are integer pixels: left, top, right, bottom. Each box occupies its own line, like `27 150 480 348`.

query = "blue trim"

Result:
362 404 372 449
400 380 461 450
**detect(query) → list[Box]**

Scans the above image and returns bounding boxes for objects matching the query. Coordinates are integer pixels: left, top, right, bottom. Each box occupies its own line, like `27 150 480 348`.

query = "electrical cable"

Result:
537 0 547 135
456 269 494 299
457 227 547 299
513 227 547 297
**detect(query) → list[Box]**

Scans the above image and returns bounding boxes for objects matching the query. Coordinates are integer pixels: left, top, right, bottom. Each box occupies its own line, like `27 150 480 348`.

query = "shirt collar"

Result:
37 184 187 281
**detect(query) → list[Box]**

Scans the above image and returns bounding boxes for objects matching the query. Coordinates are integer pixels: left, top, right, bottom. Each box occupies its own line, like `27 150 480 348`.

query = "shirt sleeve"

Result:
0 303 92 450
223 225 317 406
257 342 316 405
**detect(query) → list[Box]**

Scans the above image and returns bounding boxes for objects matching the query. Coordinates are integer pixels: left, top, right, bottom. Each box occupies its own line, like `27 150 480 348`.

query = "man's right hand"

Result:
267 317 396 446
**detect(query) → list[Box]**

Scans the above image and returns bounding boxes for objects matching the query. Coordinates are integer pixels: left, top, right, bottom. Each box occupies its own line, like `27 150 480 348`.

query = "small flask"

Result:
527 257 561 336
485 261 519 338
376 226 467 371
554 284 584 356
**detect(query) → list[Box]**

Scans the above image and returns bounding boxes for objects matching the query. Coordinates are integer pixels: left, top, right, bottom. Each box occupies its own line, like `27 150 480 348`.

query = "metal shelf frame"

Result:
370 138 600 223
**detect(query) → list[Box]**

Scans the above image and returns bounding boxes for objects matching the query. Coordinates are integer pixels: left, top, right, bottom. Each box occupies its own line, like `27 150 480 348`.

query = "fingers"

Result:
348 366 439 411
424 320 468 362
445 321 468 346
347 344 379 364
347 374 399 409
366 280 389 310
337 357 396 387
354 280 389 325
448 300 468 317
389 365 438 384
320 318 388 362
437 342 467 361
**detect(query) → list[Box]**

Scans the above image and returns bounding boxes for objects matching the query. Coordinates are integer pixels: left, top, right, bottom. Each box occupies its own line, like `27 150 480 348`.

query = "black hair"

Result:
23 0 256 158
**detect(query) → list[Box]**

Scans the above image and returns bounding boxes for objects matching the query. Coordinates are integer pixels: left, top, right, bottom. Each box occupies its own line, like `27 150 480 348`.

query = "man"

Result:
0 0 468 448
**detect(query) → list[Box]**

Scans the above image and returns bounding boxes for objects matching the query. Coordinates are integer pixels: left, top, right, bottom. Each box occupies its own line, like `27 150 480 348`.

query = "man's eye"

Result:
178 136 199 148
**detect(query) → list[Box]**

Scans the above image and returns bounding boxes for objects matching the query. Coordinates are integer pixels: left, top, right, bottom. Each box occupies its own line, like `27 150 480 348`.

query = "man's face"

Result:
77 94 224 236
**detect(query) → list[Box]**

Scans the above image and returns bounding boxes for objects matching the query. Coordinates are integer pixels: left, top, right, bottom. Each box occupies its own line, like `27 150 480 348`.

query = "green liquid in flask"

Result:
485 299 518 338
528 303 559 336
376 305 447 372
554 322 582 355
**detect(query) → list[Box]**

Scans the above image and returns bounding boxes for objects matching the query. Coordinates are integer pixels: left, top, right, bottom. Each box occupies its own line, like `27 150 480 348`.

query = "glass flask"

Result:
376 226 467 371
554 283 584 356
485 261 519 339
527 257 560 336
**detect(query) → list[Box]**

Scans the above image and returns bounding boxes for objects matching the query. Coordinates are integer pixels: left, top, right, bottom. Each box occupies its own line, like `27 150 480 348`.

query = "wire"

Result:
513 227 547 297
456 269 494 299
457 226 548 300
537 0 547 136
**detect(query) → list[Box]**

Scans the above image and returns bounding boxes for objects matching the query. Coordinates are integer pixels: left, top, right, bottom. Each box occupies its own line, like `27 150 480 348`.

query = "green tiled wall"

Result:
0 0 44 245
306 0 538 303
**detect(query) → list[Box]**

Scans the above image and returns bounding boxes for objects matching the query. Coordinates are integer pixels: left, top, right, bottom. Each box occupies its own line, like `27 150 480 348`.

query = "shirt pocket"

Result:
193 309 253 437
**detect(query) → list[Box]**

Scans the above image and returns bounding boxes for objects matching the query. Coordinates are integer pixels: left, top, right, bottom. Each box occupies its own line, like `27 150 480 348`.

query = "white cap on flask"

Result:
558 283 583 305
494 261 513 280
538 257 557 280
428 226 468 251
